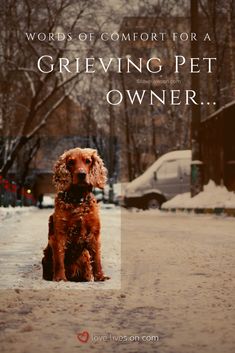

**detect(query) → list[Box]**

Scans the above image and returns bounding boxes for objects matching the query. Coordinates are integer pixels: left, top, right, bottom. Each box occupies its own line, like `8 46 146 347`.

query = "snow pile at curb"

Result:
162 180 235 209
0 206 36 222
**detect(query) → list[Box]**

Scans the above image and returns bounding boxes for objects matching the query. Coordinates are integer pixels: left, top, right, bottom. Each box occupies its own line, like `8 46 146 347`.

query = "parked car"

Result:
40 194 55 208
124 150 191 209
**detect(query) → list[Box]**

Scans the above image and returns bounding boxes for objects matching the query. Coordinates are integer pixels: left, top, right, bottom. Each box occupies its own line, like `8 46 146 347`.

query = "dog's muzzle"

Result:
77 171 86 182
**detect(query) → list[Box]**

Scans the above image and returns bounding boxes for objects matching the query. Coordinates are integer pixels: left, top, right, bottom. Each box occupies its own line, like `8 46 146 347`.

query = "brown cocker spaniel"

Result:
42 147 109 282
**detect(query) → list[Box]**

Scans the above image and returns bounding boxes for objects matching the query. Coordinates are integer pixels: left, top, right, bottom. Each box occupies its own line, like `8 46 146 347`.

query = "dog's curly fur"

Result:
42 147 109 282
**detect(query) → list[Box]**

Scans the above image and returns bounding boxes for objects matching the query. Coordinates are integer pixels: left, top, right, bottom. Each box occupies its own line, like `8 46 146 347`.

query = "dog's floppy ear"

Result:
53 151 72 191
89 150 107 189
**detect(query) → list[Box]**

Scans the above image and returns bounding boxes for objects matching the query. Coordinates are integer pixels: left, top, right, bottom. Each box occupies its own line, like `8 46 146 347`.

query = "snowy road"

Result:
0 207 235 353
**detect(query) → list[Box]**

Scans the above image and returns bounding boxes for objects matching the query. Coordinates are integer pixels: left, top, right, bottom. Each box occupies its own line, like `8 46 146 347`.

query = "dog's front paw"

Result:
53 272 67 282
95 274 110 281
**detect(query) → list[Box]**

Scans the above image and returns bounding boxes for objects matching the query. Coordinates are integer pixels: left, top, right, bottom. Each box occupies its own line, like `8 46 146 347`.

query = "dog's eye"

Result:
66 159 75 169
85 158 91 164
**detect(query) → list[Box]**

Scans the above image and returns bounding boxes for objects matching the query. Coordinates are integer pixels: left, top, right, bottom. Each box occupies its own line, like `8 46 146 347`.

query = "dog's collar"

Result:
58 190 92 205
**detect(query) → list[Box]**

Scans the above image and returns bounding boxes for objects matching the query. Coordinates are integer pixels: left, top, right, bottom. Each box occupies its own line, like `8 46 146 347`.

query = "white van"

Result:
124 150 191 209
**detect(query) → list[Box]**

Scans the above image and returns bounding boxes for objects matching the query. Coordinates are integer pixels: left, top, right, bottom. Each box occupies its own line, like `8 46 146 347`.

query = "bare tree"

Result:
0 0 99 177
198 0 235 109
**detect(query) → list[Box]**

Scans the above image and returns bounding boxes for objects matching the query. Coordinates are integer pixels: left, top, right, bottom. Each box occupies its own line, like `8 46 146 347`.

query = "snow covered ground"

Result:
0 207 235 353
0 205 121 289
162 180 235 209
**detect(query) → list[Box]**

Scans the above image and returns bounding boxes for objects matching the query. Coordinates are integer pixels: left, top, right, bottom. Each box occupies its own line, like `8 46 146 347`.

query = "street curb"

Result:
161 207 235 217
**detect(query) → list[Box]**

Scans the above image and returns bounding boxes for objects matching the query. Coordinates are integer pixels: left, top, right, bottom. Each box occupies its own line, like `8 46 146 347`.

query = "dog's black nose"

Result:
77 172 86 181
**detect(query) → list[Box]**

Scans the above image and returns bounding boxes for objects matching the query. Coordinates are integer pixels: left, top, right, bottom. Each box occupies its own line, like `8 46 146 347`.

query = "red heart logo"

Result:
77 331 89 343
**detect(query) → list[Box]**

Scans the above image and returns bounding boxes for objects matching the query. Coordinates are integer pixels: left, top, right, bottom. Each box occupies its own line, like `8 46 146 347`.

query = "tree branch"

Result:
26 82 76 140
24 71 36 97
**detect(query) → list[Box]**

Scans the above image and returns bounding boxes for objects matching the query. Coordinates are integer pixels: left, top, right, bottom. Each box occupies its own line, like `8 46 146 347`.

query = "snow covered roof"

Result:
203 99 235 122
